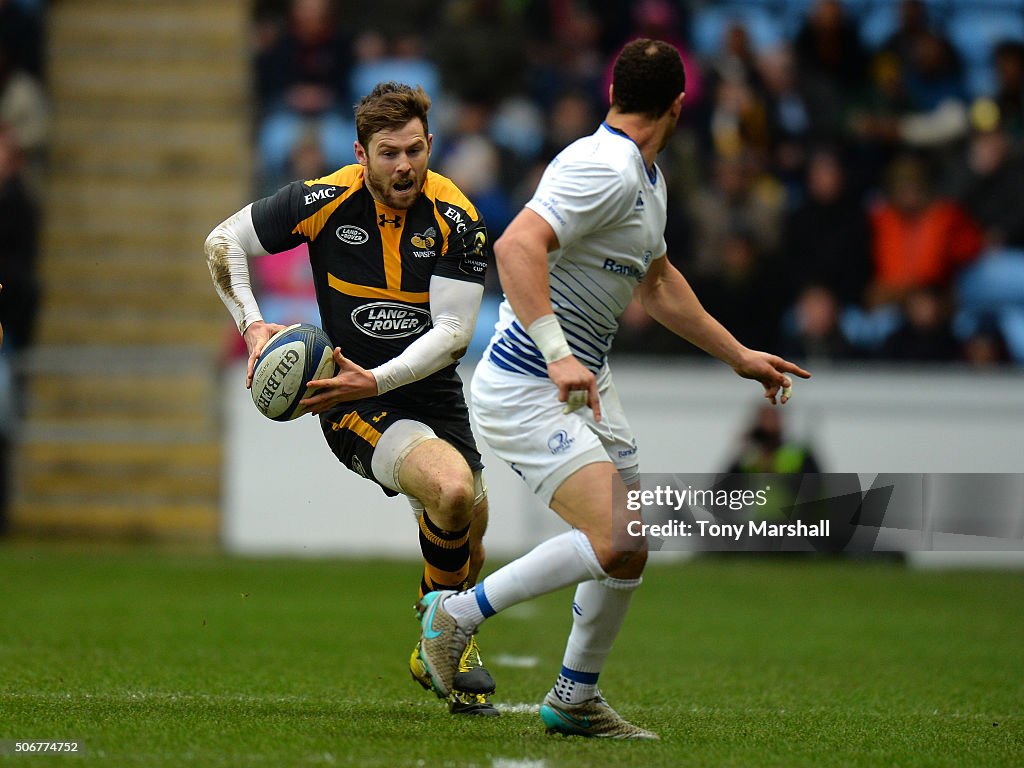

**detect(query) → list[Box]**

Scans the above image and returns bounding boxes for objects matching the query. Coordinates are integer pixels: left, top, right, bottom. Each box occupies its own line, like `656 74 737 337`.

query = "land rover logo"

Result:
351 302 431 339
336 225 369 245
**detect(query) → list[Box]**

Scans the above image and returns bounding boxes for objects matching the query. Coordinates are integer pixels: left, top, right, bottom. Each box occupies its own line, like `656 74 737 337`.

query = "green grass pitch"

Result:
1 549 1021 767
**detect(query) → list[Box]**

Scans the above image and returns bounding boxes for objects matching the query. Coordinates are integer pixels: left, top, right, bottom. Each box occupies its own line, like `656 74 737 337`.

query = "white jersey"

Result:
485 123 668 376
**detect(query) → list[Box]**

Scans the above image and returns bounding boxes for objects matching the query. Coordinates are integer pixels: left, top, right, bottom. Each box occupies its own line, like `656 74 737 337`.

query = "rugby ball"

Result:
250 323 336 421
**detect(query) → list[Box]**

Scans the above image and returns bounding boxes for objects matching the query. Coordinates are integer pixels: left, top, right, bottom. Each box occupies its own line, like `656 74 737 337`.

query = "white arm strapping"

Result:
526 314 572 363
204 204 270 334
371 276 484 394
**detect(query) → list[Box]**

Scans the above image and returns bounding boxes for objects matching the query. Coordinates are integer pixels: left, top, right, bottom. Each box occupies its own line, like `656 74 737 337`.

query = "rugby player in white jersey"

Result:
413 39 811 738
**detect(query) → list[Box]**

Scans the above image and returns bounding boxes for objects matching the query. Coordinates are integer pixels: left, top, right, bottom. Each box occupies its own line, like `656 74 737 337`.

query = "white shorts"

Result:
470 359 639 504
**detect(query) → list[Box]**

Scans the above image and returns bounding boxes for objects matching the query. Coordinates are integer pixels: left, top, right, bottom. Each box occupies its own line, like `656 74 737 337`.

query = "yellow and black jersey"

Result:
251 165 490 406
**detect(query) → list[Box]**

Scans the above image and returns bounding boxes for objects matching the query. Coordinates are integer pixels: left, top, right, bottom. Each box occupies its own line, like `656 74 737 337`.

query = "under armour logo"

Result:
379 214 402 227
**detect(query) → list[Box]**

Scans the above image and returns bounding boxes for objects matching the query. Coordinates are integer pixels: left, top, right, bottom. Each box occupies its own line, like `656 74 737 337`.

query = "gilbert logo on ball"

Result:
251 323 336 421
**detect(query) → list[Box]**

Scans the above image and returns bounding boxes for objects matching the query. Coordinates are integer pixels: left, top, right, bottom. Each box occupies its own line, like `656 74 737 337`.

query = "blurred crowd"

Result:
0 0 47 530
0 0 44 357
249 0 1024 368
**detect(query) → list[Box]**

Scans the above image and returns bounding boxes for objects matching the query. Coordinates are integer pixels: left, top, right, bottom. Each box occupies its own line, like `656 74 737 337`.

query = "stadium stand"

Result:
6 0 1024 542
9 0 251 541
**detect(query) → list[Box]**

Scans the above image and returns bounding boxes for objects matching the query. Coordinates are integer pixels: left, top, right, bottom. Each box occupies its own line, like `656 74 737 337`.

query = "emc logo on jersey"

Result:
304 186 337 205
444 205 468 233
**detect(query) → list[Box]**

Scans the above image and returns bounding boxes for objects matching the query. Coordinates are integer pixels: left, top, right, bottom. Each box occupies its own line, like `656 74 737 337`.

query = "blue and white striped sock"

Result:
554 577 642 704
443 529 604 631
554 665 600 705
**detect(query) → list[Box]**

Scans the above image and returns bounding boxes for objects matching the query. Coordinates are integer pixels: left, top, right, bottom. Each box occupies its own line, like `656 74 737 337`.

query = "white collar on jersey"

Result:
600 122 658 185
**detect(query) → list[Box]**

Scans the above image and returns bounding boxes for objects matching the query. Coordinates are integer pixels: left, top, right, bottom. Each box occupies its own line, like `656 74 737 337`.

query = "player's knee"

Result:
626 540 649 573
607 545 647 580
591 534 648 579
434 475 475 523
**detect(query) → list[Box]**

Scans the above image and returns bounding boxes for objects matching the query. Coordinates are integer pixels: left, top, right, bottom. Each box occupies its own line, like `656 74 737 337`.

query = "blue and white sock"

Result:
553 665 601 705
554 576 642 704
443 529 604 631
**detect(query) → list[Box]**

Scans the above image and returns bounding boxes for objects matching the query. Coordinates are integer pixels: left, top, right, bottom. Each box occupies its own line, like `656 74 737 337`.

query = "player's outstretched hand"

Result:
300 347 379 415
242 320 289 389
732 350 811 405
548 355 602 422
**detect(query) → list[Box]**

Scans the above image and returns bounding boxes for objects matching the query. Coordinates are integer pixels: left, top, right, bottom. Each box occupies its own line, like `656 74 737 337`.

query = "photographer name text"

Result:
626 519 831 540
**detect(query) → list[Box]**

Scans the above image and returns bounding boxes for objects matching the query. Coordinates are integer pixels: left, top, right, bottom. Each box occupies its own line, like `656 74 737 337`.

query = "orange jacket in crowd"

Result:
869 200 984 300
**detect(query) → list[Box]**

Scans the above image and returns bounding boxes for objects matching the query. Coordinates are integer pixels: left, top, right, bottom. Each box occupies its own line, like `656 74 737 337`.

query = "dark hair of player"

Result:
611 39 686 119
354 82 431 147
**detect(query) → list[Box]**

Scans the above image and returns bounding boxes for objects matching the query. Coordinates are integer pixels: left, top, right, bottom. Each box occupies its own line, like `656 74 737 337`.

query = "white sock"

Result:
553 576 642 704
444 529 604 630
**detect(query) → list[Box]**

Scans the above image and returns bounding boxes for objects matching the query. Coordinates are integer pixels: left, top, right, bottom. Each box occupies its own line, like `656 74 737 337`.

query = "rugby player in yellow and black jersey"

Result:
205 82 498 716
250 161 487 408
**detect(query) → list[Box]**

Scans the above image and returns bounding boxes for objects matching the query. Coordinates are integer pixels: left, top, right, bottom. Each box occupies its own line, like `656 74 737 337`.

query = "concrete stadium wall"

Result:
221 359 1024 560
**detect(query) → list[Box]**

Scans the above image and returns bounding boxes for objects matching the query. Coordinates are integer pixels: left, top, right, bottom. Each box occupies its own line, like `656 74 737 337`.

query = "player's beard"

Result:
364 163 423 210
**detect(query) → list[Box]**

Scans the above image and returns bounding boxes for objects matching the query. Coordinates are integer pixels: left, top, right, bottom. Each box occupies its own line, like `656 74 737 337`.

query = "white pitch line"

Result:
491 653 540 668
493 759 546 768
494 702 541 714
501 603 538 620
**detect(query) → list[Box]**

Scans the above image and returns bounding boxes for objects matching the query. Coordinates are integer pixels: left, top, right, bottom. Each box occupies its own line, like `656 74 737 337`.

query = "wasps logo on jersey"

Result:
411 228 436 249
249 164 491 405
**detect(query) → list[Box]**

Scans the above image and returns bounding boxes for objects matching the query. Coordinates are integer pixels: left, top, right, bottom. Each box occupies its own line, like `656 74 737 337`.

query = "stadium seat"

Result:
997 306 1024 361
858 3 902 50
955 248 1024 362
840 304 904 352
958 0 1024 10
690 5 786 57
956 248 1024 311
855 1 950 50
350 60 441 112
945 9 1024 96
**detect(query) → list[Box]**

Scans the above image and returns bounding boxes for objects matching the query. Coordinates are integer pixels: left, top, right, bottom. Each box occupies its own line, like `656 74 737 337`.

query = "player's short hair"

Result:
355 82 431 147
611 39 686 119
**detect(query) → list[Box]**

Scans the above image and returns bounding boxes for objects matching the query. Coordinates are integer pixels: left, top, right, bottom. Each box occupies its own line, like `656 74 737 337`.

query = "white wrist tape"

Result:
527 314 572 363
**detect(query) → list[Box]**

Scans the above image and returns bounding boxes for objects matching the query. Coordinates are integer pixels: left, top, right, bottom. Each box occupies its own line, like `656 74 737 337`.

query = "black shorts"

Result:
318 391 484 497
